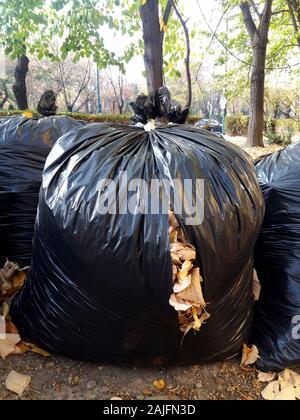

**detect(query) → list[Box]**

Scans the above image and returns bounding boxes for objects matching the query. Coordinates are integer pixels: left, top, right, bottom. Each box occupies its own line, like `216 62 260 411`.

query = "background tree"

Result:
240 0 273 147
139 0 173 91
105 69 126 114
0 0 52 109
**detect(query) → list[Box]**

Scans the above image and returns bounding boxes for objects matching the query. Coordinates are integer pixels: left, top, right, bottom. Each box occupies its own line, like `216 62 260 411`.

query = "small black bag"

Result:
0 115 83 266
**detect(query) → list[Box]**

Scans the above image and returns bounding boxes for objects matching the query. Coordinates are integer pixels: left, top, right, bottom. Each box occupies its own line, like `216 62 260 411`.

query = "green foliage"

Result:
226 114 249 136
226 114 300 146
0 0 53 59
267 119 299 146
0 109 200 125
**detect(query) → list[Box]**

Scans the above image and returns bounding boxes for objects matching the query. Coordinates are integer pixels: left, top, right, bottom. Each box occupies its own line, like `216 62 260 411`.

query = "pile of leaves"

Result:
0 260 49 359
168 211 210 336
241 344 300 400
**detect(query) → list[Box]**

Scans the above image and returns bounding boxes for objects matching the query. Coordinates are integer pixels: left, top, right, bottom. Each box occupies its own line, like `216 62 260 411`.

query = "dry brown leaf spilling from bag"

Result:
0 260 49 359
168 211 210 336
240 344 260 367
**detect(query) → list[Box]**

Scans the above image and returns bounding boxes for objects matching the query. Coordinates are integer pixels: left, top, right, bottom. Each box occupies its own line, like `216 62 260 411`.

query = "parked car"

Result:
195 119 223 134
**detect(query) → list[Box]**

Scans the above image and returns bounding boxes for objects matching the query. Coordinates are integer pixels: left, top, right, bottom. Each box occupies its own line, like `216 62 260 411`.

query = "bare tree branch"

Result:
105 69 125 114
240 1 258 43
71 65 90 110
163 0 174 27
173 0 192 108
286 0 300 49
258 0 274 38
248 0 261 18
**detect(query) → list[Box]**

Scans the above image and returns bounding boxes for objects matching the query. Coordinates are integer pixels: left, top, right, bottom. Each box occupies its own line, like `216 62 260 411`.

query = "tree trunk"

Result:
240 0 273 147
140 0 164 92
12 55 29 110
247 45 267 147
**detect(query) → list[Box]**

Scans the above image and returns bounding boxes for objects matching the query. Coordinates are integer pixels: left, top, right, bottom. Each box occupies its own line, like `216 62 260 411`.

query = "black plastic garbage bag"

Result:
129 87 189 125
0 115 83 267
253 145 300 371
11 124 264 365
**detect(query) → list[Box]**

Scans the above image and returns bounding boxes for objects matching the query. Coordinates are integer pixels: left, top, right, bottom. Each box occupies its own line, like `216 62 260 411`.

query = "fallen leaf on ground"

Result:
257 371 276 383
261 380 296 401
241 344 260 366
12 342 29 355
0 333 21 359
5 370 31 395
153 379 166 391
23 342 50 357
279 369 300 387
260 369 300 400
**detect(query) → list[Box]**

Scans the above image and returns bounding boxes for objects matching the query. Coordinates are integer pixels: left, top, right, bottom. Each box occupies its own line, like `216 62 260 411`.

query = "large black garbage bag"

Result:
0 115 83 267
253 145 300 371
11 124 264 365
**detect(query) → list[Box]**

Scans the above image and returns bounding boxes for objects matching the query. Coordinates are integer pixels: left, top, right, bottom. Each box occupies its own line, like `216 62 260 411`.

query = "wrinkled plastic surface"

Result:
0 115 83 266
253 144 300 371
130 87 189 125
12 124 264 365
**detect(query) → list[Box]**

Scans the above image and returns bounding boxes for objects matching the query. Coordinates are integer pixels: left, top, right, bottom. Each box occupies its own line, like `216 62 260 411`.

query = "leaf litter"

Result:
0 260 49 360
240 343 300 400
168 211 210 336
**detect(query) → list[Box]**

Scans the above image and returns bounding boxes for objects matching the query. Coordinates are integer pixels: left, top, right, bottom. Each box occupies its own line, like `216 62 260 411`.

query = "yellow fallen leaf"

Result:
192 307 201 331
23 342 50 357
0 333 21 359
22 111 33 119
5 371 31 396
199 310 211 323
241 344 260 366
177 260 193 283
12 271 26 290
153 379 166 391
13 342 29 355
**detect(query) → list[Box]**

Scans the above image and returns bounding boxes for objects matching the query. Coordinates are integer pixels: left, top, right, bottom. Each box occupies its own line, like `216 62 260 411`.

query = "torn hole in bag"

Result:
168 211 210 338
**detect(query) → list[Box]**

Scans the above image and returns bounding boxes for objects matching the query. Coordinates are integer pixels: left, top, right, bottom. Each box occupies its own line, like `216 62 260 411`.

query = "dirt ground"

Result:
0 137 291 401
226 135 283 160
0 352 262 400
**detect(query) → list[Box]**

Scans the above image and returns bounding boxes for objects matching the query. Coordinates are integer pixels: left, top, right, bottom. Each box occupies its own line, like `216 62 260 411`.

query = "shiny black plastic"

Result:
254 145 300 371
11 124 264 365
0 115 83 266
